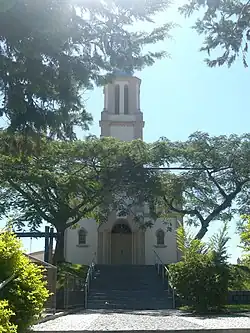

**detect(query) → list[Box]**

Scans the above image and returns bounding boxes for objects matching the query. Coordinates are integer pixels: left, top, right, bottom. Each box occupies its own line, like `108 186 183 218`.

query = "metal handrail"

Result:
0 273 16 291
62 270 85 310
84 255 96 309
153 250 175 308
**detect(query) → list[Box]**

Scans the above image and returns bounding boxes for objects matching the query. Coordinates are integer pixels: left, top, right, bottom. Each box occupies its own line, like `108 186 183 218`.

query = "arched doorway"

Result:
111 222 132 264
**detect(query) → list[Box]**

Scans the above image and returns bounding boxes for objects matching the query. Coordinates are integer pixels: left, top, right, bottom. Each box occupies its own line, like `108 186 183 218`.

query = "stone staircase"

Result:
87 265 173 310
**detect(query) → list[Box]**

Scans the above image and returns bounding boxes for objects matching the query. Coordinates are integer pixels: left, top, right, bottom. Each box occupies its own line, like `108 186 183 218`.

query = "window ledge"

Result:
154 245 167 248
77 244 89 248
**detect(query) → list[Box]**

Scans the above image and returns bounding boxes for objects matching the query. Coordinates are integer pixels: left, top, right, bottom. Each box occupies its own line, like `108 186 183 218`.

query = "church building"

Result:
64 72 180 266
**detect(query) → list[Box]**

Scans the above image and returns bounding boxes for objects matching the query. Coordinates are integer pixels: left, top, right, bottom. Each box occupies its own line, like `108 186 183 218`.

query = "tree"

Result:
0 135 160 263
0 0 173 138
2 131 249 261
179 0 250 67
151 132 250 239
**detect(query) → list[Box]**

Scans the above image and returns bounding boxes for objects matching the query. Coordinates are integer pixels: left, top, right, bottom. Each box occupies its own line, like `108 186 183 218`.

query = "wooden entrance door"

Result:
111 223 132 265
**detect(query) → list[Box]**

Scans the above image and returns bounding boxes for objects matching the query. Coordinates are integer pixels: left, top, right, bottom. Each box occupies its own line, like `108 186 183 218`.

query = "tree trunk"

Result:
195 224 209 240
53 229 66 265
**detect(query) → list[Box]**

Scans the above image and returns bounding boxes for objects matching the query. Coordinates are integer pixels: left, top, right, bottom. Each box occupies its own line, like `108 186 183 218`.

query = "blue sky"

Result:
1 2 249 262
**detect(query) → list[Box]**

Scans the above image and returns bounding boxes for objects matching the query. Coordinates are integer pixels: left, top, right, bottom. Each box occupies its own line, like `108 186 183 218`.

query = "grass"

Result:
179 304 250 314
226 304 250 312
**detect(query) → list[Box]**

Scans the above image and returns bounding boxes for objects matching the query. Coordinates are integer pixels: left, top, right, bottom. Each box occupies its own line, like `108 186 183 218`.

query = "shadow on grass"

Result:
177 308 250 319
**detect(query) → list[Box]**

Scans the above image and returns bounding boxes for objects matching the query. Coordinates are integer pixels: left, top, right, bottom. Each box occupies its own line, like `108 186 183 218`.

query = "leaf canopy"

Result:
179 0 250 67
0 0 173 138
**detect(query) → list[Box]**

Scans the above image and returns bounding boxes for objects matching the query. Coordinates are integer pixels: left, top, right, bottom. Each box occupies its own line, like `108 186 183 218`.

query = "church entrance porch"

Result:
97 217 145 265
111 223 132 265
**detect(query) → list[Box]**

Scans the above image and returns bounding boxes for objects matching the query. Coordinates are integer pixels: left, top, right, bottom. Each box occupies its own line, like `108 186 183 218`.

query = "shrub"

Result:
169 224 230 313
0 231 50 333
228 264 250 290
0 300 17 333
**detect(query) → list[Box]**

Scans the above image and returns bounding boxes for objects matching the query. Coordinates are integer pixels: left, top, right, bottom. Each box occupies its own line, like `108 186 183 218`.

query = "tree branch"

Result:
8 179 53 223
195 180 249 239
66 199 103 229
201 162 228 199
25 183 58 216
163 196 205 224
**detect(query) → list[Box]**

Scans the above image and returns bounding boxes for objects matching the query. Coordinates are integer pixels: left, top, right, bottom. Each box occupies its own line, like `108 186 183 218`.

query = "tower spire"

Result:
100 73 144 141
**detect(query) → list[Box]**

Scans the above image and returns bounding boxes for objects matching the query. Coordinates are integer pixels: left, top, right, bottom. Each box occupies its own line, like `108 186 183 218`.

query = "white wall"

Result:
65 219 98 265
64 216 179 266
145 218 178 265
107 114 137 122
110 125 134 141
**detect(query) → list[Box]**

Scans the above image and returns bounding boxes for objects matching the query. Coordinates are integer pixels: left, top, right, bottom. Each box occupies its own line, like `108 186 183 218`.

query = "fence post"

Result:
64 273 69 310
44 226 50 263
85 284 88 309
53 267 57 314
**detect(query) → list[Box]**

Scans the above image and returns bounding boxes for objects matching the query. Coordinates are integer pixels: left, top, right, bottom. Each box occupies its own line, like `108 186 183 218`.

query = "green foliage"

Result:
228 264 250 290
56 263 88 290
240 215 250 252
0 231 50 333
0 136 164 263
169 224 230 313
175 224 208 260
0 300 17 333
180 303 250 313
1 131 249 263
0 0 173 138
229 215 250 289
179 0 250 67
154 132 250 239
57 263 88 278
209 222 230 264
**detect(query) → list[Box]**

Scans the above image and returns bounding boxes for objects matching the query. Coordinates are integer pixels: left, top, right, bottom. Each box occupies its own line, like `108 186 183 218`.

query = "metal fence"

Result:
228 290 250 304
1 253 90 313
56 272 86 310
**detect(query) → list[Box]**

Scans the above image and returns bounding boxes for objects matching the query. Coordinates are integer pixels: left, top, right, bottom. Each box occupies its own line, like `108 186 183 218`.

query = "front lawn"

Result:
226 304 250 313
179 304 250 314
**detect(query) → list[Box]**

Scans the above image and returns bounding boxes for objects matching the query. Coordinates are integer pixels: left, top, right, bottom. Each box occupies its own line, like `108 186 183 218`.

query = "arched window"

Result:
124 84 129 114
156 229 165 246
78 228 87 245
114 84 120 114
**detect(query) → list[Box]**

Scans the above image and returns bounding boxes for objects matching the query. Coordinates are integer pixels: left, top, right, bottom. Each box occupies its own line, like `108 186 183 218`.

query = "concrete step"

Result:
90 285 166 290
88 296 172 302
90 290 166 294
87 264 171 310
86 301 173 310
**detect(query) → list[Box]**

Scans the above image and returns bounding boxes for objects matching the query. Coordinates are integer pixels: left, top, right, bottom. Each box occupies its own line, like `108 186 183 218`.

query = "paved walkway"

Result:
33 309 250 332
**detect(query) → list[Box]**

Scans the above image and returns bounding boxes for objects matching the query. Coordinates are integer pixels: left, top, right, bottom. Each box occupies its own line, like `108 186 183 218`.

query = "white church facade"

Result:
64 73 180 266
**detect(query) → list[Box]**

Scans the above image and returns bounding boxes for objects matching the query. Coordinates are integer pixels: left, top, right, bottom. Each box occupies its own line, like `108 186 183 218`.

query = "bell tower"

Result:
99 71 144 141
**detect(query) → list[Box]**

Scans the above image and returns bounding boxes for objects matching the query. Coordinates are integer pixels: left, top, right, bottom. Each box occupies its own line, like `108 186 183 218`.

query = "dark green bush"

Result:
228 264 250 290
169 254 229 312
169 225 230 313
0 231 50 333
